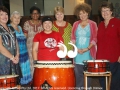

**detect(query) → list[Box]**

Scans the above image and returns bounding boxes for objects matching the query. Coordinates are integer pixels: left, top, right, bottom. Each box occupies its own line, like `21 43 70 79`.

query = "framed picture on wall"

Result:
44 0 64 15
109 0 120 18
23 0 64 16
23 0 44 16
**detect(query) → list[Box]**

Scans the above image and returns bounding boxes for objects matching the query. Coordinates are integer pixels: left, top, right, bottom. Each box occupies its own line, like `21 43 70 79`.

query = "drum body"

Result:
0 75 18 89
33 61 75 90
83 60 109 73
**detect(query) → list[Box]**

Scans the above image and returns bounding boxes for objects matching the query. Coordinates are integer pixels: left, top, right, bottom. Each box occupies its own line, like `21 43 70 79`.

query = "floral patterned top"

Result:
23 20 43 76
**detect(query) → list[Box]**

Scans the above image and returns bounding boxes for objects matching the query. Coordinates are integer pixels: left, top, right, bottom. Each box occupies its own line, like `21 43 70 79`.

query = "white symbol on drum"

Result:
95 64 98 68
4 79 6 84
57 41 78 58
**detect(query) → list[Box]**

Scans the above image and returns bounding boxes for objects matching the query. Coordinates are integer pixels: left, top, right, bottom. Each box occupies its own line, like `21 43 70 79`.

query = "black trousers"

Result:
99 62 120 90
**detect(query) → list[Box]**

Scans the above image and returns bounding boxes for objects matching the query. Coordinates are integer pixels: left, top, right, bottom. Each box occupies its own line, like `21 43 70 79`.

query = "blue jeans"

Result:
74 64 91 90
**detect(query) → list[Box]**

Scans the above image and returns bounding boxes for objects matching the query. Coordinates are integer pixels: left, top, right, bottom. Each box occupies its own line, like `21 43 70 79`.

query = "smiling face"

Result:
0 10 8 25
10 14 21 25
55 11 64 21
101 7 112 20
31 10 40 20
79 10 88 21
43 21 53 33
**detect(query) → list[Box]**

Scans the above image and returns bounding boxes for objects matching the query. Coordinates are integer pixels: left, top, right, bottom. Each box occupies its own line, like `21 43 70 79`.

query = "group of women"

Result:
0 1 120 90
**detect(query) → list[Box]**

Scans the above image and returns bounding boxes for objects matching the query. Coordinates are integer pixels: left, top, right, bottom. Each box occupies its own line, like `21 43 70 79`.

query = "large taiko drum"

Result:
83 60 110 73
0 75 18 89
33 61 75 90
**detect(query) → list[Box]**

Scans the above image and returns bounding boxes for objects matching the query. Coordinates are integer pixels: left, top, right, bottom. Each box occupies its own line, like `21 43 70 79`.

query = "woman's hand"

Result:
78 48 88 54
118 56 120 63
11 55 19 64
82 48 89 53
78 49 83 54
14 54 19 64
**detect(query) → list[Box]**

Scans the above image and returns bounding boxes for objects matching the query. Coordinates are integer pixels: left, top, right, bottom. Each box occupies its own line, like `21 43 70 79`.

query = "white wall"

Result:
10 0 23 16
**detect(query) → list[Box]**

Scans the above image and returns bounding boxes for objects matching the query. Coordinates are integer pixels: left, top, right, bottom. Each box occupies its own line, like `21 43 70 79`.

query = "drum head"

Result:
0 75 18 79
37 61 72 64
83 60 109 62
34 61 74 68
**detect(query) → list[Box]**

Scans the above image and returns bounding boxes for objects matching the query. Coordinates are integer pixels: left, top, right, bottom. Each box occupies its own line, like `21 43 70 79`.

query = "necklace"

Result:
80 19 88 28
56 21 66 26
80 22 88 28
31 20 40 25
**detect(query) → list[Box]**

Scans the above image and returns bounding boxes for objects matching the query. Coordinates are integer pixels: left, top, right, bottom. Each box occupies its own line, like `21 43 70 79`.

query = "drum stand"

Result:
84 71 111 90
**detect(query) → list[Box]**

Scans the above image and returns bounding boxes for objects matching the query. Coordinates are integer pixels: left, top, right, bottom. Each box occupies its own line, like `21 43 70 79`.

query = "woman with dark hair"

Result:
0 6 21 85
97 1 120 90
23 6 43 77
71 3 97 89
32 16 63 61
0 6 19 74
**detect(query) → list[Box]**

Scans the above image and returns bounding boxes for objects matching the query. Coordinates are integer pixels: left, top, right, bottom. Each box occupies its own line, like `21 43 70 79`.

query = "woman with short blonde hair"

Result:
54 6 64 14
52 6 72 59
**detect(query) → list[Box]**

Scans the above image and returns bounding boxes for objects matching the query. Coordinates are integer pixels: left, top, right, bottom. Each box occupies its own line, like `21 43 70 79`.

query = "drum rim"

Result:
0 86 17 89
37 61 72 63
0 75 18 79
84 71 110 74
34 64 74 68
83 60 109 62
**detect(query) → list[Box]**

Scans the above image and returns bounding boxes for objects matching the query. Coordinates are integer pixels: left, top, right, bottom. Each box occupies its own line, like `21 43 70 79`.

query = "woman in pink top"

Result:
71 3 97 89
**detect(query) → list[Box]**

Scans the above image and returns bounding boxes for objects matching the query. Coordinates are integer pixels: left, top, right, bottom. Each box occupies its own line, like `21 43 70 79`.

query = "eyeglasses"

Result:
101 10 111 13
32 13 39 15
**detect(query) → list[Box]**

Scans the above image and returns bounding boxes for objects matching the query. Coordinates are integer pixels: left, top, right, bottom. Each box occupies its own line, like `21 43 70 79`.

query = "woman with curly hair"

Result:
71 3 97 89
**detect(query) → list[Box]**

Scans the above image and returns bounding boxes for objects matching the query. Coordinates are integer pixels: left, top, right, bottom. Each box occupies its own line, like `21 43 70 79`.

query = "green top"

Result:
52 21 73 53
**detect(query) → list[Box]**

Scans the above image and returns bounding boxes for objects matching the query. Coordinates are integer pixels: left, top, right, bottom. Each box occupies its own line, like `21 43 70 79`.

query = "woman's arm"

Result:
14 39 19 63
90 21 98 45
24 33 28 38
32 42 39 60
23 21 29 38
0 36 17 63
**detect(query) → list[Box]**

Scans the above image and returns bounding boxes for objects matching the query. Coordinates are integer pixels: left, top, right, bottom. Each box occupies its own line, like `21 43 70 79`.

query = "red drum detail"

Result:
84 60 109 73
0 75 18 89
33 61 75 90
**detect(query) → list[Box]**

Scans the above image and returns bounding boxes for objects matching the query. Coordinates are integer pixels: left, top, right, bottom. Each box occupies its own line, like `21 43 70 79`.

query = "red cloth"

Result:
96 18 120 63
33 31 63 61
53 21 68 36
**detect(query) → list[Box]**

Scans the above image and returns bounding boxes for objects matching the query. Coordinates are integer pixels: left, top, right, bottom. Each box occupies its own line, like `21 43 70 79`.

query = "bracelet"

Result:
33 60 37 64
10 55 14 60
87 47 90 50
